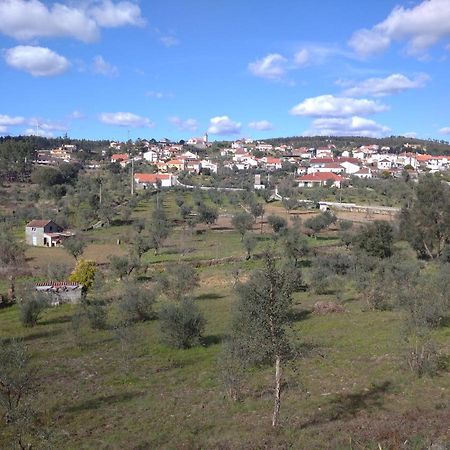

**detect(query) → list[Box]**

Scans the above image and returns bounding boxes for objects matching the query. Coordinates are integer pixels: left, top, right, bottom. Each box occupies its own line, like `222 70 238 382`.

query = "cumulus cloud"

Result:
0 0 145 43
342 73 430 97
290 94 388 117
207 116 241 135
99 112 154 128
0 126 7 134
0 114 26 126
92 55 118 77
305 116 390 137
169 116 198 132
89 0 145 28
349 0 450 56
248 120 273 131
248 53 288 80
4 45 70 76
439 127 450 135
28 117 67 131
24 128 54 137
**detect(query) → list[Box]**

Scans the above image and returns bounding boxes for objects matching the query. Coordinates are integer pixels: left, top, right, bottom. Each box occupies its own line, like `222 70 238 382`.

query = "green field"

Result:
1 191 449 449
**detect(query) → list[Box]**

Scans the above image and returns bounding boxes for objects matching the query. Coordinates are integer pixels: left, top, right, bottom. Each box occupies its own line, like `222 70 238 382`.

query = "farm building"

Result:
35 281 83 305
25 220 73 247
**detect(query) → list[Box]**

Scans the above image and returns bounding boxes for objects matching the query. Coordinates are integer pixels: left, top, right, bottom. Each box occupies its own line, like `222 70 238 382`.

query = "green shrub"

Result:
20 294 47 327
159 299 206 349
118 283 156 323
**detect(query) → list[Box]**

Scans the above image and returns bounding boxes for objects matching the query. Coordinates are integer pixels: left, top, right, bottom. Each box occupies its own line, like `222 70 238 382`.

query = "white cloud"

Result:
439 127 450 135
290 95 388 117
207 116 241 135
169 116 198 132
403 132 418 139
100 112 154 128
248 120 273 131
293 48 310 66
0 0 145 43
159 36 180 47
28 117 67 132
305 116 390 137
92 55 118 77
349 0 450 57
89 0 145 28
0 0 99 42
145 90 174 99
0 114 26 126
342 73 429 97
4 45 70 76
69 110 84 119
248 53 288 80
24 127 54 137
0 126 7 133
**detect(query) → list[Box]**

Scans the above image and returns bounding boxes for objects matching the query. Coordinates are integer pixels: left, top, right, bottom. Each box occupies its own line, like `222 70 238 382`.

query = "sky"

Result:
1 0 450 142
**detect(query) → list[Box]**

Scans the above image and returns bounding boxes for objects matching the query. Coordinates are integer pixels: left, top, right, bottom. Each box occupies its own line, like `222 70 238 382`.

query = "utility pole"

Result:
131 157 134 196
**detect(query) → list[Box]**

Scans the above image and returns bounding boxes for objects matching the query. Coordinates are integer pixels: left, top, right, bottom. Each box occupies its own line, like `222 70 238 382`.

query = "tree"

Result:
197 203 218 227
69 259 97 290
267 215 287 235
227 252 298 427
20 293 47 327
242 233 257 260
231 211 254 240
282 226 309 267
282 197 298 215
249 201 265 233
117 282 156 323
0 228 25 267
400 175 450 259
355 221 394 259
304 211 336 238
109 254 139 280
158 263 199 301
159 299 206 349
0 339 35 432
64 235 86 260
148 207 171 255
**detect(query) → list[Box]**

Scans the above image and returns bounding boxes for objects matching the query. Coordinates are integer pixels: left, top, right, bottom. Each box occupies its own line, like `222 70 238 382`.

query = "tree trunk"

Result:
272 354 282 428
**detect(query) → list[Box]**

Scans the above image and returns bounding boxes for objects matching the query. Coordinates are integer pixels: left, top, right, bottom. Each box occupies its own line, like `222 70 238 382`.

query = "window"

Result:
32 227 36 231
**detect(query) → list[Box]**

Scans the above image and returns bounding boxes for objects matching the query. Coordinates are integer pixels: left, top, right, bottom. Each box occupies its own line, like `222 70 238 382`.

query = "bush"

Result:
20 294 47 327
84 301 108 330
117 283 156 323
159 299 206 349
267 215 287 234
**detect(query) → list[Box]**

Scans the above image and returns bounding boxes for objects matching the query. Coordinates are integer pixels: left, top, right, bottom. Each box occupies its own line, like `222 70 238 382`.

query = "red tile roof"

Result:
134 173 172 183
298 172 345 182
111 153 129 160
26 219 52 228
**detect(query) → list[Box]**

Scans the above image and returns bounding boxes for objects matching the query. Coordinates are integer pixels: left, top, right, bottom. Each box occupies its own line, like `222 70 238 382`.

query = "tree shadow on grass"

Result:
302 381 392 428
201 334 223 347
40 314 72 326
290 309 311 322
196 292 225 301
65 391 142 413
1 328 63 344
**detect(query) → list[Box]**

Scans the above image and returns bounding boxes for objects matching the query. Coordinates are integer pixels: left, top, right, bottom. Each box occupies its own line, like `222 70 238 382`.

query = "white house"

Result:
143 150 159 162
134 173 176 189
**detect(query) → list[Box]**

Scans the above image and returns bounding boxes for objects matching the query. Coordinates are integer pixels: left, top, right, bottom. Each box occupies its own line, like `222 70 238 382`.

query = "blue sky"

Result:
1 0 450 141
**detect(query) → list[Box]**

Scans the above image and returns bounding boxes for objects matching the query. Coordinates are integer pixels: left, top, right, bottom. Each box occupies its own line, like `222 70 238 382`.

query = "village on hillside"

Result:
32 134 450 192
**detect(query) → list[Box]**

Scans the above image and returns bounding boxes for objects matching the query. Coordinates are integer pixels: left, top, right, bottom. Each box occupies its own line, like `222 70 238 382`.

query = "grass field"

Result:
1 190 449 449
